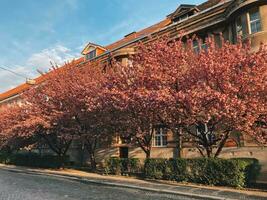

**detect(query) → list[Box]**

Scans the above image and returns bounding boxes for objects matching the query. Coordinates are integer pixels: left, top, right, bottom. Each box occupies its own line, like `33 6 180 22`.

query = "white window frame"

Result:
153 127 167 147
248 9 261 34
235 16 243 37
86 49 96 60
193 39 207 53
193 40 200 53
178 14 188 22
196 123 208 136
201 42 208 51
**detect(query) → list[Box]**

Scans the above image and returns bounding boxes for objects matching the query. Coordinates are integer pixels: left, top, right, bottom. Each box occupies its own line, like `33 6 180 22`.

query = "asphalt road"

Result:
0 169 198 200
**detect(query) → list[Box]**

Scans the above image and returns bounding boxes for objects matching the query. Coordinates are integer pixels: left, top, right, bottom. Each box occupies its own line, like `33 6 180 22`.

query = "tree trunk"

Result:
196 146 205 157
145 149 151 159
214 131 231 158
85 138 98 171
58 153 65 169
175 128 182 158
89 153 97 171
41 135 61 156
136 136 152 160
41 134 72 169
205 146 212 158
79 141 85 167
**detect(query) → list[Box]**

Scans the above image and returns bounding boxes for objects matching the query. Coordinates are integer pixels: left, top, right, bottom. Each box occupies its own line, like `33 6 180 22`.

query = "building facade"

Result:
0 0 267 182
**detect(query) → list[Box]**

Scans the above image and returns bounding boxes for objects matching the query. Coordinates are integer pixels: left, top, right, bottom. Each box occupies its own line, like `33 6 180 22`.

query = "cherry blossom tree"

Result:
23 60 112 169
174 37 267 157
102 38 178 158
1 34 266 163
0 104 46 152
108 35 267 158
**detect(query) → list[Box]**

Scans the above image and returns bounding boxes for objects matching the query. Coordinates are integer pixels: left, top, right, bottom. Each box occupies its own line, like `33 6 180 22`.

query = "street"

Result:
0 169 197 200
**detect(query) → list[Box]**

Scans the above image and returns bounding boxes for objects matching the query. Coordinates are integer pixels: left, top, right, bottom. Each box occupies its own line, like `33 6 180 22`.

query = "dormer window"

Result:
86 49 96 60
81 42 106 61
168 4 199 23
178 14 189 22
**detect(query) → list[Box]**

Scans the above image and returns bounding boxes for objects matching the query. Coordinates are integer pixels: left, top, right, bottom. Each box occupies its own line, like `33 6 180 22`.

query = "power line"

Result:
0 66 29 79
0 66 36 85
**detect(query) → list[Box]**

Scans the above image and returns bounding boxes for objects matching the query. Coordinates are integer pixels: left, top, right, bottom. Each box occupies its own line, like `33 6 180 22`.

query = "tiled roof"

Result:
104 19 171 50
197 0 224 11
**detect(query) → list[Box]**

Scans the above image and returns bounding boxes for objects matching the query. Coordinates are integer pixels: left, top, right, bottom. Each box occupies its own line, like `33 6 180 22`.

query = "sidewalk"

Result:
0 164 266 200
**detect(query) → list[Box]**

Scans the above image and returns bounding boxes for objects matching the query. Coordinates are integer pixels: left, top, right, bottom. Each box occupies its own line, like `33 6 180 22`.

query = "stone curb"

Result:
0 165 235 200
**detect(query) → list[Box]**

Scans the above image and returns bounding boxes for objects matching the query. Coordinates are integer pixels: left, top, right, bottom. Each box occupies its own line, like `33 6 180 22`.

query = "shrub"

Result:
187 158 247 187
0 152 69 168
0 152 10 164
230 158 261 186
121 158 141 174
105 157 121 175
167 158 187 181
105 157 141 175
144 158 167 179
143 158 261 187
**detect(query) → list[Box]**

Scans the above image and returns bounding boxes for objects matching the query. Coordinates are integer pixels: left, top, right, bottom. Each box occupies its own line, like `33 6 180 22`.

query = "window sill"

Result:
242 30 267 40
152 146 168 148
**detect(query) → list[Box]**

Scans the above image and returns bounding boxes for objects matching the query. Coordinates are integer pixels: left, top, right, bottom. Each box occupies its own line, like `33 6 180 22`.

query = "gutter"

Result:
0 94 20 104
226 0 266 18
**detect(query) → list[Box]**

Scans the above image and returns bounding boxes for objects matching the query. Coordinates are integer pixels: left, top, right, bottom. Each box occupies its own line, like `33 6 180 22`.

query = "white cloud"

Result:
0 44 79 93
26 44 79 73
0 65 33 93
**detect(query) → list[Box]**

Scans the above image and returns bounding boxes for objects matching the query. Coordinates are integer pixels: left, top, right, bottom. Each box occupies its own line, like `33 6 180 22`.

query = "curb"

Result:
0 166 234 200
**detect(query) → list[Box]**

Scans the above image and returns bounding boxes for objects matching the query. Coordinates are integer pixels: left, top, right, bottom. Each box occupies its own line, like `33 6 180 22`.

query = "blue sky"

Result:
0 0 203 93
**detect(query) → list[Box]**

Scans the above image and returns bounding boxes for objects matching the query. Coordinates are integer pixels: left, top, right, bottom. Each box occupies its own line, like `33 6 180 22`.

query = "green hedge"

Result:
0 152 69 168
230 158 261 187
0 152 9 164
143 158 167 179
105 157 141 175
144 158 260 187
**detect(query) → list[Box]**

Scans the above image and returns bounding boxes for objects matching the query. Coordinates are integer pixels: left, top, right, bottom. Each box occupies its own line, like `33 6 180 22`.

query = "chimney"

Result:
124 31 137 38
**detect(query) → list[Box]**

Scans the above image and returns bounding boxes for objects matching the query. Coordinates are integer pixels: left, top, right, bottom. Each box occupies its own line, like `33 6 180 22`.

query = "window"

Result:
249 9 261 34
178 14 188 22
201 42 208 51
153 127 167 147
196 122 216 145
86 49 96 60
119 135 131 144
193 39 207 53
196 123 208 136
193 40 200 53
236 16 243 37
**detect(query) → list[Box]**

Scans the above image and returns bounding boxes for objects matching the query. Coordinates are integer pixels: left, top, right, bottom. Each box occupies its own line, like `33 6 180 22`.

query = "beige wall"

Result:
260 5 267 31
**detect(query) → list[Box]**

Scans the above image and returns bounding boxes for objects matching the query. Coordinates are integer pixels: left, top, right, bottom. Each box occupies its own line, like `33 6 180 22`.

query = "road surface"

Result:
0 168 198 200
